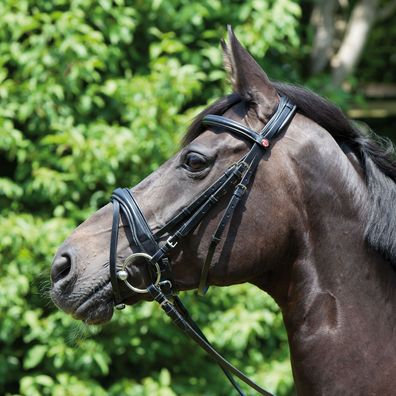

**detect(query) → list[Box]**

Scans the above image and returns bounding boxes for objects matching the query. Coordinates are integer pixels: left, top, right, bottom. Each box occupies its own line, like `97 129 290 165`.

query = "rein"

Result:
109 95 296 395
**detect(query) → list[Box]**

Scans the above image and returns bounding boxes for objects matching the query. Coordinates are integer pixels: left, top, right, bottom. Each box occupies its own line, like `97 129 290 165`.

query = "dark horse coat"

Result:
51 28 396 395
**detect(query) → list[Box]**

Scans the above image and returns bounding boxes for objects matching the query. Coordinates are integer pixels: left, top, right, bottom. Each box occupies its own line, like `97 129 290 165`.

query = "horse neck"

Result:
259 118 396 395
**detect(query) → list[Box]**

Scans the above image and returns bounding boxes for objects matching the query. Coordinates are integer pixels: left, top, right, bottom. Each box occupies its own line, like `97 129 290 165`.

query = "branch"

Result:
310 0 338 74
331 0 379 86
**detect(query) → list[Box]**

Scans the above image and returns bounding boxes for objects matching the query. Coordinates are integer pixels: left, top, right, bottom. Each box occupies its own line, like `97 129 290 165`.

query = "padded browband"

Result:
202 115 263 144
202 95 296 143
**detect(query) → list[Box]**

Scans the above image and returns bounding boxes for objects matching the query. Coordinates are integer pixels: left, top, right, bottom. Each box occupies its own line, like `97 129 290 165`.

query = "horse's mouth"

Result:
72 282 114 324
51 265 150 324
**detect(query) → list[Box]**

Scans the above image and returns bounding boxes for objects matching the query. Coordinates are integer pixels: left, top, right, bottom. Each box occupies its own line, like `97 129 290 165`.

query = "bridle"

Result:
109 96 296 395
109 95 296 395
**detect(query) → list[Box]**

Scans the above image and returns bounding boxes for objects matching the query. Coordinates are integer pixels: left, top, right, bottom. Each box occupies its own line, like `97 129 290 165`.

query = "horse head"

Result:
50 29 303 325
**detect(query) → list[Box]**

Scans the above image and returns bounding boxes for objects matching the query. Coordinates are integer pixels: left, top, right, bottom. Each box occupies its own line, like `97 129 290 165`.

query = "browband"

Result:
202 95 297 144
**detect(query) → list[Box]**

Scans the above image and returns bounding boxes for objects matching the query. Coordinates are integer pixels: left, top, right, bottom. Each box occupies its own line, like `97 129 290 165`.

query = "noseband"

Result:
109 96 296 395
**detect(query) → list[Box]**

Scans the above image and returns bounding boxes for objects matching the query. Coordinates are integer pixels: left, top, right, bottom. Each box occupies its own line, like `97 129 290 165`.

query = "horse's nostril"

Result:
51 253 73 284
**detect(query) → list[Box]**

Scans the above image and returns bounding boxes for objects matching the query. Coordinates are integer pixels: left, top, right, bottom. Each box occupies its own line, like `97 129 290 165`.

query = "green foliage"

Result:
0 1 304 395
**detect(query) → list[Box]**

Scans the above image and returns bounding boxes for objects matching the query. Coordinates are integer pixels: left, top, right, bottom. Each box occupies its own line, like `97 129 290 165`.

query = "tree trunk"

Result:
310 0 338 74
331 0 378 86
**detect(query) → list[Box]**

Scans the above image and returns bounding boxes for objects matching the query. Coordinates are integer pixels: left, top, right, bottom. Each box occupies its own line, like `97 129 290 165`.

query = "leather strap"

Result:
154 161 246 238
109 200 123 306
112 188 159 255
148 284 274 396
198 153 261 295
197 96 297 295
203 115 263 145
173 296 246 396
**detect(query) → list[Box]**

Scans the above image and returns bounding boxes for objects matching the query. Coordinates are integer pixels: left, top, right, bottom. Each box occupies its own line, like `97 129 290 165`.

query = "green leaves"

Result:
24 345 47 370
0 1 303 395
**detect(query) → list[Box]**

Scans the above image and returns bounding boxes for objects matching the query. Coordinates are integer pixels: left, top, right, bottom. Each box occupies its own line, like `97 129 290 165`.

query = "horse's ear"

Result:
222 26 278 120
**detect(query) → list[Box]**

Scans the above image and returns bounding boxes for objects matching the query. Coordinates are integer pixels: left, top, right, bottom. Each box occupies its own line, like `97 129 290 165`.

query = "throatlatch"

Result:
109 95 296 396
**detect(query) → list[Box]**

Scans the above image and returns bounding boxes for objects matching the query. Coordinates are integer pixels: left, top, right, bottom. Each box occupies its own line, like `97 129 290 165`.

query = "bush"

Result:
0 1 301 395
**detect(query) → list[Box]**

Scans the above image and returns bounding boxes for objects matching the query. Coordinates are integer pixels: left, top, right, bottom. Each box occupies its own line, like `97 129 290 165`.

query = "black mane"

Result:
276 83 396 266
184 82 396 266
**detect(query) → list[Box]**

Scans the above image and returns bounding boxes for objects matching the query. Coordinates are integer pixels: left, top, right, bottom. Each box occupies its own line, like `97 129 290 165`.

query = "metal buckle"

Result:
117 252 161 294
159 280 172 289
238 161 249 170
237 183 247 192
166 236 178 249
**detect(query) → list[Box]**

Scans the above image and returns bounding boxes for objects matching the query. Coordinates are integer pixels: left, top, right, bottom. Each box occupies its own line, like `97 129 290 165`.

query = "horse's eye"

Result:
184 152 207 172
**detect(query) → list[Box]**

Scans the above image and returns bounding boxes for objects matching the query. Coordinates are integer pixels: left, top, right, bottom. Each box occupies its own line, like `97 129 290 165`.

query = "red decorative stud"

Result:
261 138 270 148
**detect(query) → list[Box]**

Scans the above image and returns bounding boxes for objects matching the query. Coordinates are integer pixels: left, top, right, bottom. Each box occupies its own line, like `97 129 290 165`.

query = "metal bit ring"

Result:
117 253 161 294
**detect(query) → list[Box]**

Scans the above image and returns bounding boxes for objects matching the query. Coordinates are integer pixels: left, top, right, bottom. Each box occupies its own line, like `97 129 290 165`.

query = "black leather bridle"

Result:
109 95 296 396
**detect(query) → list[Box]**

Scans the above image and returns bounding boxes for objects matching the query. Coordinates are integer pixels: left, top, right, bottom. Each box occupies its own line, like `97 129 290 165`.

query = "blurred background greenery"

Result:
0 0 395 395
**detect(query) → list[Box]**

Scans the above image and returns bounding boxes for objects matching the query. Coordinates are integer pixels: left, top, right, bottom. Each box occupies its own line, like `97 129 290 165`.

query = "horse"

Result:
50 28 396 395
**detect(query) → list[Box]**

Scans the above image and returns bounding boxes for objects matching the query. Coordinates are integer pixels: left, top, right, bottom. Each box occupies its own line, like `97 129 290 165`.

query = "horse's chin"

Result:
51 280 115 325
72 291 114 325
64 285 150 325
73 291 151 324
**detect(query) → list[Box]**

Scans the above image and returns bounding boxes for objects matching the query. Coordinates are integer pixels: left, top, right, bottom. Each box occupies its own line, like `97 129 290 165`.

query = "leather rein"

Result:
109 96 296 395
